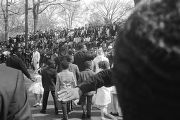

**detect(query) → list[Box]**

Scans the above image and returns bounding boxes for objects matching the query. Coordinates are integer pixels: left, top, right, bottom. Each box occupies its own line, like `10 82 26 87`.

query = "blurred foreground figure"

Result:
4 50 32 80
58 0 180 120
0 64 32 120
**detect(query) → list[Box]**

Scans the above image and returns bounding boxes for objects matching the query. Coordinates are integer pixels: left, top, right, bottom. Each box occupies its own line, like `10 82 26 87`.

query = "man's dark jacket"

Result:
41 66 57 91
74 50 95 72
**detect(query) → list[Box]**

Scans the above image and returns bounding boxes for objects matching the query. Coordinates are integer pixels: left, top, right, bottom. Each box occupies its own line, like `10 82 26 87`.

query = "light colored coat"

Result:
56 70 76 93
32 51 40 70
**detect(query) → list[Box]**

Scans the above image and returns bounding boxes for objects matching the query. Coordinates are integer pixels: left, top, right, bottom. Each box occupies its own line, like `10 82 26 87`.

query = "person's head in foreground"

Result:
0 64 32 120
113 0 180 120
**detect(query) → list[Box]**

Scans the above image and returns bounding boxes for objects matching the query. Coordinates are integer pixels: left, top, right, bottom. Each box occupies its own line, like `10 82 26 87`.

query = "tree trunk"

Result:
33 1 40 34
134 0 141 5
33 14 38 33
5 0 8 42
5 18 8 42
25 0 28 49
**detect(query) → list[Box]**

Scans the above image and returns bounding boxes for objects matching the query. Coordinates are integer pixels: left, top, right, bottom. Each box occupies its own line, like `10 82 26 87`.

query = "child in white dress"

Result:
95 61 117 120
29 73 44 107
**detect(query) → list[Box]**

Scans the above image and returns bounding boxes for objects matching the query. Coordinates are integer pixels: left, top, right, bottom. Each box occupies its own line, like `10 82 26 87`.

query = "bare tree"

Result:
91 0 134 24
58 1 81 29
38 7 58 30
134 0 141 5
28 0 65 33
0 0 22 41
88 12 104 26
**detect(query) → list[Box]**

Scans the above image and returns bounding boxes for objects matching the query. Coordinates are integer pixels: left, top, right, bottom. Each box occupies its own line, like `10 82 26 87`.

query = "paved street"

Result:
25 70 122 120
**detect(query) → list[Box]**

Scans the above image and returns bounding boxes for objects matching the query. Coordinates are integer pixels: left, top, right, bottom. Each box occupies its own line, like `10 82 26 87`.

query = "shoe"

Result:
86 114 91 119
40 110 46 114
33 103 40 107
55 111 58 115
81 113 86 119
110 112 119 116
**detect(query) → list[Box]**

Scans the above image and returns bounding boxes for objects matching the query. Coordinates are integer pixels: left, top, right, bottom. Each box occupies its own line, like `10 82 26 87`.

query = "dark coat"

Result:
78 69 112 93
6 54 31 79
54 55 67 73
0 64 32 120
74 50 95 72
41 66 57 91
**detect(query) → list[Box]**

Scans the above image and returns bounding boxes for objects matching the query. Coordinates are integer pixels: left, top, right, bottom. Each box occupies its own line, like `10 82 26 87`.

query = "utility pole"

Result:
25 0 28 49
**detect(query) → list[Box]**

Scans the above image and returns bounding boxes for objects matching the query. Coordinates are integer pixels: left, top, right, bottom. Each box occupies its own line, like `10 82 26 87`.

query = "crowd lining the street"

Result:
0 23 121 120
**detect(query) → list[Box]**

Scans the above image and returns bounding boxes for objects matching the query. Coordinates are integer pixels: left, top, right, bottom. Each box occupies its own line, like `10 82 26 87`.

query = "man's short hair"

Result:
66 55 74 63
46 59 55 68
61 61 69 70
78 43 86 50
84 61 92 69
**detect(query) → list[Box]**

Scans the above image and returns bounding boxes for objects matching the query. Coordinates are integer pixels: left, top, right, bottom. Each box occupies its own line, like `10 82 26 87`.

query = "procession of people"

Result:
0 22 120 120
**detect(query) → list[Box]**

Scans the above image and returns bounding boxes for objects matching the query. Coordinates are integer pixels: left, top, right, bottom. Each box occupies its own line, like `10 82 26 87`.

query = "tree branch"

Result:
8 9 21 15
38 3 65 14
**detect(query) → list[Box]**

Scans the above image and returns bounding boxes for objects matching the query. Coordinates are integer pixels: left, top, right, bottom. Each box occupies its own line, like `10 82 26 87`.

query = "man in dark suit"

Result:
0 64 32 120
74 44 95 72
40 60 58 114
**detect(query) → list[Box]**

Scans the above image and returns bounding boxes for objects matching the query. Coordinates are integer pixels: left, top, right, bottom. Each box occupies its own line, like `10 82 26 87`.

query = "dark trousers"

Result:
81 95 93 116
42 90 58 112
61 101 68 120
60 101 73 119
87 95 92 116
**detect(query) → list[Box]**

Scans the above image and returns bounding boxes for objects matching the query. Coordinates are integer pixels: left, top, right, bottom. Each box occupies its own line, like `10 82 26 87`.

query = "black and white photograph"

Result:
0 0 179 120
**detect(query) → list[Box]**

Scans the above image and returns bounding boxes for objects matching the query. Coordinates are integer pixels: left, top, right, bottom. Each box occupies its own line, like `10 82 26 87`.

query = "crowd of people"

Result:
0 22 118 120
1 0 180 120
0 23 117 68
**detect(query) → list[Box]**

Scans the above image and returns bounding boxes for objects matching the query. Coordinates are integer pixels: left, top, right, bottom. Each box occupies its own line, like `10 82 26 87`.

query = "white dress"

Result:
95 86 111 106
32 51 40 71
93 55 109 73
29 74 44 94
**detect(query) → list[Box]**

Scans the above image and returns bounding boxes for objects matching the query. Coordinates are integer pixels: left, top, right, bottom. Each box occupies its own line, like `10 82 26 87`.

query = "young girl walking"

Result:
56 61 76 120
29 72 44 107
95 61 117 120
